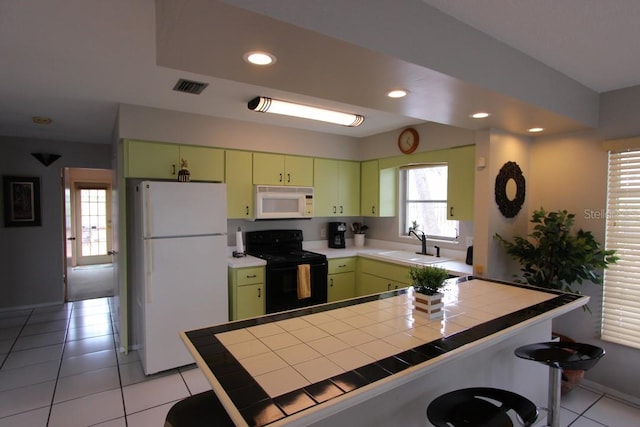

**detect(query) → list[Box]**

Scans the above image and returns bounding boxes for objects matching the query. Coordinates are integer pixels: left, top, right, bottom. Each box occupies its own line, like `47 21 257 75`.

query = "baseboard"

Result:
580 379 640 407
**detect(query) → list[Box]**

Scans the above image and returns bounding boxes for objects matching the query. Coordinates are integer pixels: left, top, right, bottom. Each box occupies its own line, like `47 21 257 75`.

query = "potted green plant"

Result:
351 222 368 247
494 208 618 295
495 208 618 394
409 265 449 319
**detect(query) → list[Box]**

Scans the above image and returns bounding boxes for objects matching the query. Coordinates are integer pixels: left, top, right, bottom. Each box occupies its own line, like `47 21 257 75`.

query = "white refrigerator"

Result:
130 181 228 375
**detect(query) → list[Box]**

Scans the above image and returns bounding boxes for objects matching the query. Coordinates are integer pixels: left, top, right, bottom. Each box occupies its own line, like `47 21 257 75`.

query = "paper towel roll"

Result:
236 228 244 254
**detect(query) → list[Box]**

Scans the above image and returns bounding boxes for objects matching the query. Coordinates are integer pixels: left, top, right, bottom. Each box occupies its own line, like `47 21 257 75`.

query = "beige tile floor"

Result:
0 296 638 426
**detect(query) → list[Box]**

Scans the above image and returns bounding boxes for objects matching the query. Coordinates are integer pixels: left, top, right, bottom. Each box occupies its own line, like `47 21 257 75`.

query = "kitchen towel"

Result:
297 264 311 299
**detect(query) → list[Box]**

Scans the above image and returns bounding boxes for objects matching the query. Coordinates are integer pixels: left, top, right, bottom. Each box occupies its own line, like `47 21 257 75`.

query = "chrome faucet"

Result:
408 229 440 257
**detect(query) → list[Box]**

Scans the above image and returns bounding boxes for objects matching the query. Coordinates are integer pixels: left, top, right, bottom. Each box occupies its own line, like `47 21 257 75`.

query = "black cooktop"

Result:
245 230 326 265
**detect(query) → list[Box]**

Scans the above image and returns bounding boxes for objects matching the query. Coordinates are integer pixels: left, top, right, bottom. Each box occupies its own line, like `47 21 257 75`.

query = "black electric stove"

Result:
245 230 328 313
245 230 327 266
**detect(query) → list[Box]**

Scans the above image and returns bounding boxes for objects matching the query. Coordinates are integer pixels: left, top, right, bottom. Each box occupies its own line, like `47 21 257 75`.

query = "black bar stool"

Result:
164 390 235 427
514 342 605 427
426 387 538 426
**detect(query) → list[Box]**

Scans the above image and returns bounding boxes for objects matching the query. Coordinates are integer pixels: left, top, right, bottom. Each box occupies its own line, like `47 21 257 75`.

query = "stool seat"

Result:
427 387 538 427
514 342 605 371
164 390 234 427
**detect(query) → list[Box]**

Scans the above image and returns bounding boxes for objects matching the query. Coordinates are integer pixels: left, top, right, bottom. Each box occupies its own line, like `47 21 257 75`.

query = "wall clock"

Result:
398 127 419 154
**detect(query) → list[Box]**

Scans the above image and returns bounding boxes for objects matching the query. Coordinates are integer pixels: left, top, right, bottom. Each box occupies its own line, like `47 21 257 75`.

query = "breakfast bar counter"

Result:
181 277 587 426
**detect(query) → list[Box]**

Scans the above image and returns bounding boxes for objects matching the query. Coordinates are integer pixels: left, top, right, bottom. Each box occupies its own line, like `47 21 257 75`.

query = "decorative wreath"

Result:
495 161 526 218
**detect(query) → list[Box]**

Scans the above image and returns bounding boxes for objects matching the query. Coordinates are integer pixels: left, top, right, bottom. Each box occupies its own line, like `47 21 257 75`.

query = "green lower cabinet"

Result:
327 258 356 302
328 272 356 302
357 258 411 296
236 283 265 320
228 266 265 320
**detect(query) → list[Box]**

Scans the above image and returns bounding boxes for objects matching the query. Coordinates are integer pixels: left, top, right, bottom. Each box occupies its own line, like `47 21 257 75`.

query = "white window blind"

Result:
602 149 640 349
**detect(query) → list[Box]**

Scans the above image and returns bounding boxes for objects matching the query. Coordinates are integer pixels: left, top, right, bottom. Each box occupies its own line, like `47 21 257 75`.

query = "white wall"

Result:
358 121 475 160
118 104 361 160
0 137 111 309
522 85 640 400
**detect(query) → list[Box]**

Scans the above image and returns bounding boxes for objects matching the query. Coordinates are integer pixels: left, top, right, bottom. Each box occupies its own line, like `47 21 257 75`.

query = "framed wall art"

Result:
3 176 42 227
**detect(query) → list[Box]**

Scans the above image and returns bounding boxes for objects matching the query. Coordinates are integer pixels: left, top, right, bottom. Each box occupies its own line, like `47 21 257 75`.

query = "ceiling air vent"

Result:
172 79 209 95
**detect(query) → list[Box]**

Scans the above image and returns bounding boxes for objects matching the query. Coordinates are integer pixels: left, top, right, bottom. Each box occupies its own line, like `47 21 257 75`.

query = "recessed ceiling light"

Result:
528 127 544 133
387 89 408 98
471 112 490 119
32 116 52 125
243 51 277 65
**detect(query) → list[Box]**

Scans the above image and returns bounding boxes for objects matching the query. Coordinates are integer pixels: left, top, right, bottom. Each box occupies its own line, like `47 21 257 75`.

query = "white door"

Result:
141 181 226 237
141 234 228 374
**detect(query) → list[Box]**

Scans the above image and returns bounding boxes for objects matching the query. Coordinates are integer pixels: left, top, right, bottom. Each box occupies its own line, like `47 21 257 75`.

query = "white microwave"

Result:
254 185 314 220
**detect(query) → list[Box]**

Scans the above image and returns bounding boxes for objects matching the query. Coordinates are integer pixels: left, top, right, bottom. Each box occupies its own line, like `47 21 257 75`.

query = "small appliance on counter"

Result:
328 222 347 248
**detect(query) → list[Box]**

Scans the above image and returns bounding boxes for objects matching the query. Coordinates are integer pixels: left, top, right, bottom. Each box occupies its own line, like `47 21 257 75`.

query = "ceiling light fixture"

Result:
387 89 408 98
528 127 544 133
248 96 365 127
471 112 490 119
243 51 276 65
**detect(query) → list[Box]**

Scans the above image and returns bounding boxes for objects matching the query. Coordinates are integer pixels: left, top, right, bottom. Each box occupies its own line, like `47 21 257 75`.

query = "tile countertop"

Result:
181 278 587 427
227 238 473 276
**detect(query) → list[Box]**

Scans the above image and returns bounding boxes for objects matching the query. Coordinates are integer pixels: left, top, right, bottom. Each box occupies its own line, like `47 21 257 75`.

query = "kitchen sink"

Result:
376 250 449 265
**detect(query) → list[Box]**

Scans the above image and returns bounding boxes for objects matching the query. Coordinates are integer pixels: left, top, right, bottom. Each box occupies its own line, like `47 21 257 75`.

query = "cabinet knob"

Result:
339 206 343 214
245 206 249 216
279 173 283 182
333 206 337 214
172 164 176 175
450 206 454 217
258 288 261 298
329 278 334 287
372 206 376 215
287 173 291 183
246 274 257 279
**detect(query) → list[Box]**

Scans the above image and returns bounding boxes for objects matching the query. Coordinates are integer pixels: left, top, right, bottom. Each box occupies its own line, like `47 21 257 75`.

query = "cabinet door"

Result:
236 283 265 320
313 158 338 216
359 273 393 296
253 153 285 185
125 140 179 179
285 155 313 186
180 146 224 182
328 272 356 302
447 145 475 221
338 160 360 216
226 150 254 218
360 160 378 216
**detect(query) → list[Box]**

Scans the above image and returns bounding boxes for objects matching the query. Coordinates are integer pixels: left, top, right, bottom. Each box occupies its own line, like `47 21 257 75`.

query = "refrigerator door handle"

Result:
143 184 152 238
145 239 153 303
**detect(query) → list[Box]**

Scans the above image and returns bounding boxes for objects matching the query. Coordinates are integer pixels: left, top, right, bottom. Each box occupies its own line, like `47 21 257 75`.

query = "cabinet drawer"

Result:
236 267 264 286
328 257 356 274
360 258 410 285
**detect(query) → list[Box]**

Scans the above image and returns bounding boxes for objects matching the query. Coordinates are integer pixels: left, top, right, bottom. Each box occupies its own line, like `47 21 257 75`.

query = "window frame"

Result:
399 164 459 241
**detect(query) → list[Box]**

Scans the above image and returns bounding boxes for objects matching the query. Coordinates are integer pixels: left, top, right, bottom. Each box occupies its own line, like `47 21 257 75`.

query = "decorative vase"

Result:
354 233 365 247
413 292 444 319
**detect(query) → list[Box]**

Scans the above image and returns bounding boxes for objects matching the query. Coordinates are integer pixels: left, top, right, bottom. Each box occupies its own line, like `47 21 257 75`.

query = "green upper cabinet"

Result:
124 139 224 182
125 140 178 179
225 150 253 219
360 160 395 217
253 153 313 186
180 145 224 182
314 159 360 216
447 145 475 221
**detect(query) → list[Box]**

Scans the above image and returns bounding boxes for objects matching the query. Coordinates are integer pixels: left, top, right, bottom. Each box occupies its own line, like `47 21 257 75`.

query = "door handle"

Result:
107 250 117 255
67 237 76 241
